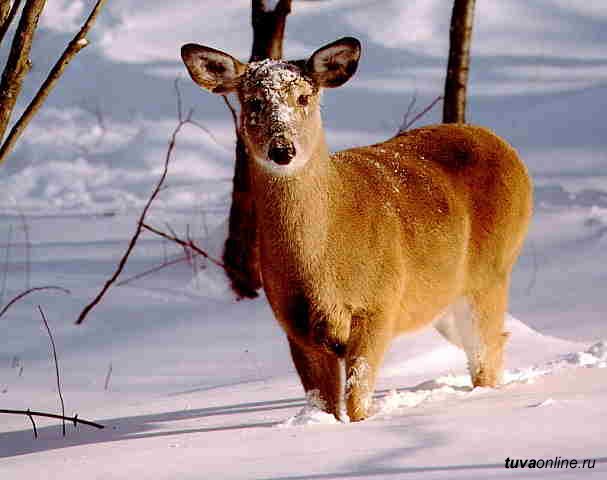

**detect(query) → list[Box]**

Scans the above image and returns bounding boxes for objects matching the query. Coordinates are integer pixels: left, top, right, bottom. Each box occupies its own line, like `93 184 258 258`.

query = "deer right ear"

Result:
181 44 246 94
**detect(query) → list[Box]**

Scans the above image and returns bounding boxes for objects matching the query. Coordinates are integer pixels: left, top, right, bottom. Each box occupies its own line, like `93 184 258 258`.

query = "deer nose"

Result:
268 140 296 165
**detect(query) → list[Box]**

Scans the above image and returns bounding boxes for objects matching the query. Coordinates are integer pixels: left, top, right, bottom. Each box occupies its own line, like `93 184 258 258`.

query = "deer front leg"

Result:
345 314 392 421
288 337 344 420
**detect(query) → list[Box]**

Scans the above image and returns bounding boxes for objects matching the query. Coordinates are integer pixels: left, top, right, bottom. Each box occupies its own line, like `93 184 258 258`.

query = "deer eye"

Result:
297 94 310 107
247 98 264 114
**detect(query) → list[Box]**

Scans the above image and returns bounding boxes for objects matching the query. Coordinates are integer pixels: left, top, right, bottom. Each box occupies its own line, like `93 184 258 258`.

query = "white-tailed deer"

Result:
181 37 533 421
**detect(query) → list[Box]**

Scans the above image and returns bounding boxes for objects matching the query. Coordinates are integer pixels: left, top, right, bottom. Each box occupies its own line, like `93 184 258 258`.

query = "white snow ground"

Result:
1 1 607 479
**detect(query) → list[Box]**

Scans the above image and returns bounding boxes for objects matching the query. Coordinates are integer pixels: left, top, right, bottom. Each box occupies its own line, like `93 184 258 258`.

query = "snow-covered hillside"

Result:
1 1 606 479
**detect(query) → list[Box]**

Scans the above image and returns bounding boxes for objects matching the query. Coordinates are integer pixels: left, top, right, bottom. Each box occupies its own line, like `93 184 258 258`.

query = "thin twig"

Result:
103 363 112 391
17 208 30 290
0 286 70 319
174 78 184 122
142 223 227 273
142 223 251 289
400 95 417 131
188 118 228 150
76 89 191 325
0 0 108 164
222 95 239 131
526 240 538 296
398 95 444 133
26 408 38 439
0 409 104 431
115 255 188 287
0 224 12 304
38 306 66 436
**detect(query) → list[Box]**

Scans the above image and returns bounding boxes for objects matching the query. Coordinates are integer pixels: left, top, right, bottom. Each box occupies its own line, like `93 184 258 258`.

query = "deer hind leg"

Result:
287 337 344 420
345 314 392 422
461 278 511 388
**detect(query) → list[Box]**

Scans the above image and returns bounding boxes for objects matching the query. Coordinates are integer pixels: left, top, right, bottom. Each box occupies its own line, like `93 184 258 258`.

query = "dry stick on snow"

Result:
0 286 70 319
76 86 193 326
0 0 108 164
0 0 23 46
38 306 66 436
0 409 104 439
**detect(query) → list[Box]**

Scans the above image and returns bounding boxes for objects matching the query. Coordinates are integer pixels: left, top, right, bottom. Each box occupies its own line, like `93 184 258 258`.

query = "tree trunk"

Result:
223 0 292 299
443 0 476 124
0 0 46 142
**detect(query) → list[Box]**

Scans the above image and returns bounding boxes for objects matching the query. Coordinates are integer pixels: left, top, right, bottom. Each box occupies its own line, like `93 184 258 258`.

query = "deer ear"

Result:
181 44 246 94
306 37 361 88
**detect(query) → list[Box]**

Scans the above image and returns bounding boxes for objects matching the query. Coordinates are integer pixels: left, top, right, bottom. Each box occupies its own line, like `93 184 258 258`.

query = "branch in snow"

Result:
0 0 108 165
38 306 66 436
76 79 223 323
76 91 190 325
0 409 104 439
0 286 71 320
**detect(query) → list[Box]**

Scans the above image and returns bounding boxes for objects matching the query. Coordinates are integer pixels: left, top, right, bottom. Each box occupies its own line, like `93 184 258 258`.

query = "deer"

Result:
181 37 533 422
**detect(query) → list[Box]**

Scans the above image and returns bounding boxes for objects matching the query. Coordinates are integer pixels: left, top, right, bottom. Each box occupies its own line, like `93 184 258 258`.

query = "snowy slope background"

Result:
1 1 607 478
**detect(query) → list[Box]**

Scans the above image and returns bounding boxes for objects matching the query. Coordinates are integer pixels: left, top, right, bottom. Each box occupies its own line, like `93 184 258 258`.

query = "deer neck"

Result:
252 130 332 272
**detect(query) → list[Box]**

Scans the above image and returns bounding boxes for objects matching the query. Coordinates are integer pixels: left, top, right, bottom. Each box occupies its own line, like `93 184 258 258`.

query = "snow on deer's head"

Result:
181 37 361 173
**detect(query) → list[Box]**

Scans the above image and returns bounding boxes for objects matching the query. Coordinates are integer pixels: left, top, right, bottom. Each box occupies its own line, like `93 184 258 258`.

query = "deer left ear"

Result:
306 37 361 88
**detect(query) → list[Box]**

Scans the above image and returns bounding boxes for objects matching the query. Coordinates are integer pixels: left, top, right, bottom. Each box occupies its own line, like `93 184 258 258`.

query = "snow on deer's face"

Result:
239 60 321 173
181 38 361 174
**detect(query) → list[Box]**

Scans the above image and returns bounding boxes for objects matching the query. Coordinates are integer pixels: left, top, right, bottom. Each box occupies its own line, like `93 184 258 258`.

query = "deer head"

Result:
181 37 361 173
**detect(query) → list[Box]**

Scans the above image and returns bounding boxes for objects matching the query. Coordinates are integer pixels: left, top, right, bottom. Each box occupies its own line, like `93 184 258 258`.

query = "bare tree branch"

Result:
0 0 47 142
142 223 229 274
398 95 444 134
0 0 108 165
38 306 66 436
0 0 23 47
0 1 11 26
0 285 70 319
76 87 191 325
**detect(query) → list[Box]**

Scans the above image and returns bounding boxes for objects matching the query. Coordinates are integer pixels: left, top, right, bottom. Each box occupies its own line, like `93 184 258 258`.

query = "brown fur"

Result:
181 39 533 422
